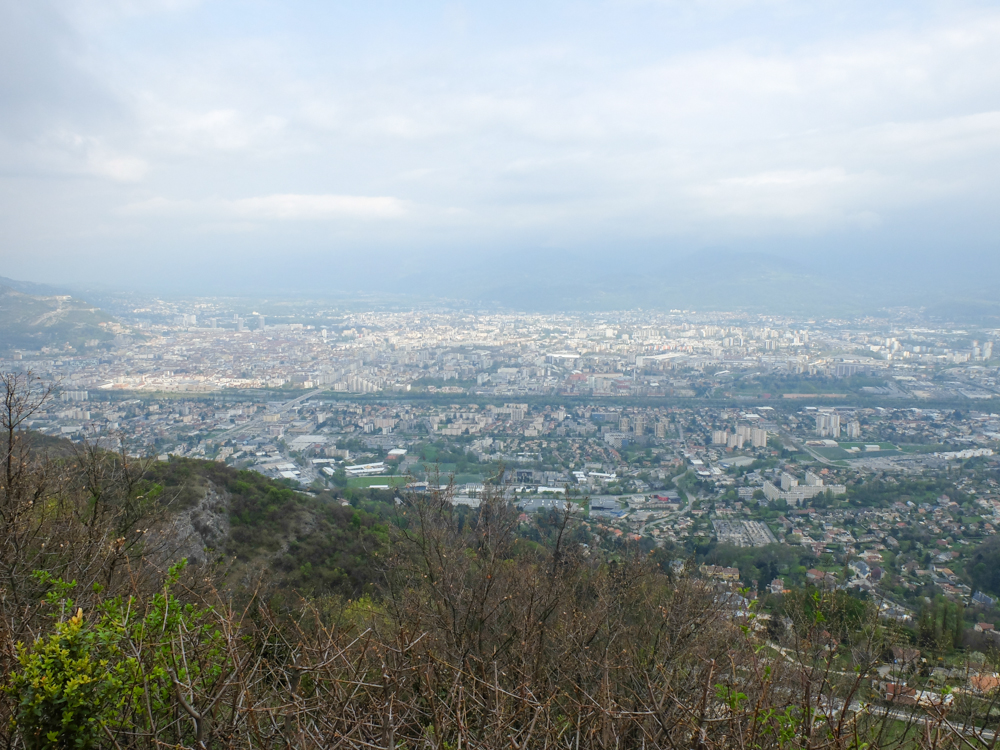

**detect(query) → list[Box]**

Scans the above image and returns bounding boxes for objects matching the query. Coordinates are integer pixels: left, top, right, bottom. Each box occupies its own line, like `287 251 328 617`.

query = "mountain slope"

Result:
0 275 71 296
143 458 392 598
0 284 117 351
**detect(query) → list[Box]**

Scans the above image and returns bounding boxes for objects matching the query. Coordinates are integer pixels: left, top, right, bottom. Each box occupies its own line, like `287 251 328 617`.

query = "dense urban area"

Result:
8 297 1000 720
9 0 1000 742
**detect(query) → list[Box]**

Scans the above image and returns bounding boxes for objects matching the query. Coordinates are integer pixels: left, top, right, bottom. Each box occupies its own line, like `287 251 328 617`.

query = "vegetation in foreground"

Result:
3 373 1000 748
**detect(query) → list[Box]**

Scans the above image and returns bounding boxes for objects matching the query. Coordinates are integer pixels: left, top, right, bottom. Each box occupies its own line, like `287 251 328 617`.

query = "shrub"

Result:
7 609 117 750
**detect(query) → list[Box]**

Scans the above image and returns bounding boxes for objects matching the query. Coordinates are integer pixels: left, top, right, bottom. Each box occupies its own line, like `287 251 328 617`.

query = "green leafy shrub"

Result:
7 609 117 749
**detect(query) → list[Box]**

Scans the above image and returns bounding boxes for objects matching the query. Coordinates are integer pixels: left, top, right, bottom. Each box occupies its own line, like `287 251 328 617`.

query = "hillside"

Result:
2 427 997 748
0 275 71 296
0 283 117 351
143 458 392 597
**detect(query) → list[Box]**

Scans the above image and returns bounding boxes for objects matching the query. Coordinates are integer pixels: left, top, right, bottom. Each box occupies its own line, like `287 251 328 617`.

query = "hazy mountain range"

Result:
3 245 1000 326
187 248 1000 321
0 278 115 351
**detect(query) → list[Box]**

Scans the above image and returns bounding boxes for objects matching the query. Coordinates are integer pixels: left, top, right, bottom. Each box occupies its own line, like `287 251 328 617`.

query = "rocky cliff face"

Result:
160 481 231 566
138 458 389 598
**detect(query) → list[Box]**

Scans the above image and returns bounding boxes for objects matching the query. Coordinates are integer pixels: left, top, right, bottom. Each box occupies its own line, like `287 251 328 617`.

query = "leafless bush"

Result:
2 373 999 748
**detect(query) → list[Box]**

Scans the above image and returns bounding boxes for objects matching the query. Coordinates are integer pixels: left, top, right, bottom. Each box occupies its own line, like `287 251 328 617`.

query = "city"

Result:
5 0 1000 744
9 301 1000 627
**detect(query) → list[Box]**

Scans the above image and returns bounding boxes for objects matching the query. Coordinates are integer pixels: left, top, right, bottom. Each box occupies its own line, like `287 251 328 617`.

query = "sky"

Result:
1 0 999 296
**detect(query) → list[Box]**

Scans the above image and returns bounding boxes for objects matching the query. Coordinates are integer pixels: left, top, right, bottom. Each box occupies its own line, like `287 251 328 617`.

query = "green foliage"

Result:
706 543 816 590
966 536 1000 597
847 476 964 509
778 588 872 641
414 442 483 476
7 561 234 749
274 497 391 595
917 596 965 653
7 609 116 749
144 458 394 597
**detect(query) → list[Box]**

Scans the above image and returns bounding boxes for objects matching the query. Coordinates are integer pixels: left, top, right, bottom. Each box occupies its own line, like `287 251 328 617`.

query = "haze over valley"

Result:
4 2 1000 748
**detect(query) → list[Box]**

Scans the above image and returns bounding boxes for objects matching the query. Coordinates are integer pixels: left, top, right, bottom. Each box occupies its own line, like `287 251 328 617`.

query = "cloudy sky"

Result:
1 0 999 292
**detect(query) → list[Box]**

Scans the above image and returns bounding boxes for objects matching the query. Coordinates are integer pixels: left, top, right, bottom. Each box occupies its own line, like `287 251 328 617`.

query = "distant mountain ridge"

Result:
380 248 1000 321
0 275 73 297
10 248 1000 322
368 249 857 315
0 280 117 352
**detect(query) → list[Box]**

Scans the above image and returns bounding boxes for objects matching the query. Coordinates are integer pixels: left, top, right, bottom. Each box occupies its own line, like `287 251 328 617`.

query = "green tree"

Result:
917 596 965 654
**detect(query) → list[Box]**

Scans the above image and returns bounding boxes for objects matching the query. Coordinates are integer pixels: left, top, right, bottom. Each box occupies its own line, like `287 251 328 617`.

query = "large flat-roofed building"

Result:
763 480 846 506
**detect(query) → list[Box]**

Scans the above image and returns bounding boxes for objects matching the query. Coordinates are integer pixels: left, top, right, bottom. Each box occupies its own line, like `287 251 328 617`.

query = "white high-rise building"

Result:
816 413 841 437
750 428 768 448
804 471 824 487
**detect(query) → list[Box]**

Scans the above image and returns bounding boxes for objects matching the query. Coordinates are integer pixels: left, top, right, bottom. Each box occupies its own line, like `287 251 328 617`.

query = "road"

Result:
273 385 332 413
850 701 996 742
770 643 996 742
218 386 331 438
637 478 696 535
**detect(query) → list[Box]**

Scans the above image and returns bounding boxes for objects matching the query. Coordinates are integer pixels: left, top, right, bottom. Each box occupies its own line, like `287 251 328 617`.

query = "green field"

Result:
811 441 900 460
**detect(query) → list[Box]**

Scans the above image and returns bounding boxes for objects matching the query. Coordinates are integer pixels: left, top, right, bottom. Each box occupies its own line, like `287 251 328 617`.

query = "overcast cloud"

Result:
1 0 999 290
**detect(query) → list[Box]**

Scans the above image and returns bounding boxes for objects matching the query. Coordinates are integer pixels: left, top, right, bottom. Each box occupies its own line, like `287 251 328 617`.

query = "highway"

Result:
218 386 331 438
